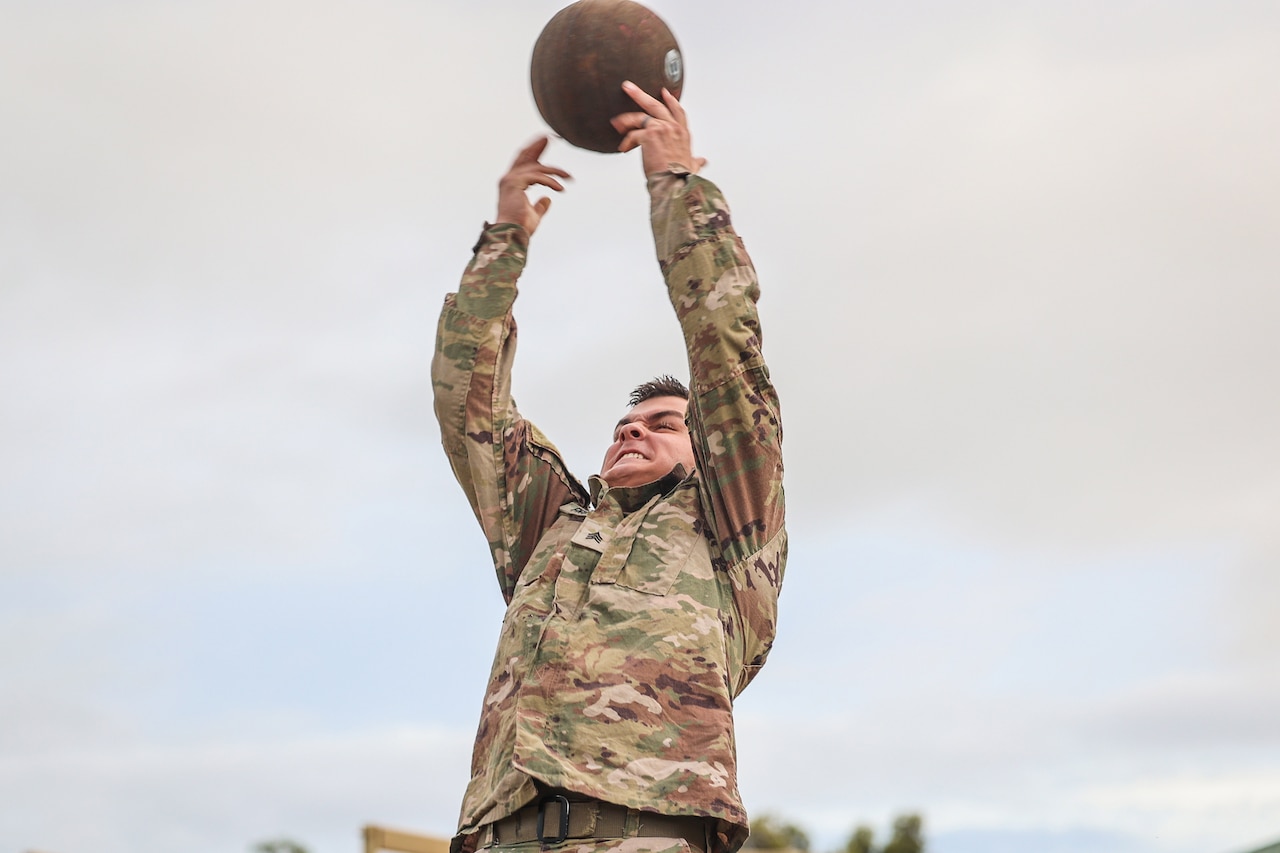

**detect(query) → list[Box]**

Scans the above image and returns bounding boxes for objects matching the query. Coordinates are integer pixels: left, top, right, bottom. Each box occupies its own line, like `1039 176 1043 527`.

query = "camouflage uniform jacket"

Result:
432 171 785 853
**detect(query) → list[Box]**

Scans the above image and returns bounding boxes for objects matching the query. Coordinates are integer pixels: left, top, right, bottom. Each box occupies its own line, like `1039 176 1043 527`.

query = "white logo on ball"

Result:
664 49 683 85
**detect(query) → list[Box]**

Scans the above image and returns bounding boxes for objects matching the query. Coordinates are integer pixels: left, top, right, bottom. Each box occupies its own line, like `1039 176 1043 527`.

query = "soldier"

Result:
431 83 786 853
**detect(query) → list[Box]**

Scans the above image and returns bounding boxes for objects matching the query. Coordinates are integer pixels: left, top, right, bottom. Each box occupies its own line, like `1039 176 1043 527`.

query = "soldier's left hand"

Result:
611 82 707 177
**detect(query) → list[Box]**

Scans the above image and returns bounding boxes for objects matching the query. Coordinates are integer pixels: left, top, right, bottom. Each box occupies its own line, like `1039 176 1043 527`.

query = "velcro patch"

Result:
571 521 611 553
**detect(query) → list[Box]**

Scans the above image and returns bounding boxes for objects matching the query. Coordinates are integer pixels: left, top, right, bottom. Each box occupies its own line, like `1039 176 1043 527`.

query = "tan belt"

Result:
480 796 708 850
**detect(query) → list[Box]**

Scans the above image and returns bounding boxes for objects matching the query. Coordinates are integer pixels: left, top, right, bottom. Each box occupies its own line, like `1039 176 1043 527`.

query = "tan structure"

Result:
363 825 451 853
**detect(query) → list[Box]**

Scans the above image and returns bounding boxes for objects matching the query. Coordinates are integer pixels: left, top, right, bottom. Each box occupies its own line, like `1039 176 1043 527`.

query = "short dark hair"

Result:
628 375 689 407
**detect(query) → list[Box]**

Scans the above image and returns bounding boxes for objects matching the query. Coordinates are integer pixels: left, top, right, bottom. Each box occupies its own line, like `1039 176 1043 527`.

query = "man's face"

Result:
598 395 695 488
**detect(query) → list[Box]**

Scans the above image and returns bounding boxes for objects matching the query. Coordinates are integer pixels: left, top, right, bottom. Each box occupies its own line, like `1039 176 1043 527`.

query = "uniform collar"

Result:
589 463 690 513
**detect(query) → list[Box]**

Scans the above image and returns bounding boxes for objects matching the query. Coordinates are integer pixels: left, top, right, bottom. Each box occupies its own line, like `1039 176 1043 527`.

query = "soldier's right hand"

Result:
494 137 571 237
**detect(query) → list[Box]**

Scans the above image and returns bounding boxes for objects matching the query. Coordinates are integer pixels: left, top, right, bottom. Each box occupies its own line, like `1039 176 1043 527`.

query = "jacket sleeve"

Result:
431 223 589 603
649 172 787 695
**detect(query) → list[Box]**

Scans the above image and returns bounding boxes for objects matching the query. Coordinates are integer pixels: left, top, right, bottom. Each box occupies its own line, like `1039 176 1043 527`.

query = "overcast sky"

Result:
2 2 1278 853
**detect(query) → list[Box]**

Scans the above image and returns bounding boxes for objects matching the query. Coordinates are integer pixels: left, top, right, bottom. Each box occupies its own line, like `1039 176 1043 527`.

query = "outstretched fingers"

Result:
502 137 571 191
610 82 701 174
621 80 672 121
660 88 687 126
612 82 682 155
511 136 570 174
529 172 567 193
513 135 550 163
495 136 571 235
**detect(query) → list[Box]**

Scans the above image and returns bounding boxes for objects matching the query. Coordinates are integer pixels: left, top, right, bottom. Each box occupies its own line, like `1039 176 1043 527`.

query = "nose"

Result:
622 422 647 440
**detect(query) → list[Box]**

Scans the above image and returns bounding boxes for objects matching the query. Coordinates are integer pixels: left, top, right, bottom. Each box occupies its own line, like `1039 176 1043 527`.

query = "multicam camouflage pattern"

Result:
431 172 785 853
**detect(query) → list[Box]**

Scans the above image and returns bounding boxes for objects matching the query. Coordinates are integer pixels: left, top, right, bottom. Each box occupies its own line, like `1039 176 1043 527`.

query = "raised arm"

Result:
615 86 786 693
431 140 588 603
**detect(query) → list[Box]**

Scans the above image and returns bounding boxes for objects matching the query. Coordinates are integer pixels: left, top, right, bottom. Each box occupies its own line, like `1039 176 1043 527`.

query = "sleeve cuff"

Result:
472 221 530 255
455 223 528 318
648 173 733 261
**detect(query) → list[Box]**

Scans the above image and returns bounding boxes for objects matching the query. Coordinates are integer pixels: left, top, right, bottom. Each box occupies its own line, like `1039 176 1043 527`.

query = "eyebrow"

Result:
614 410 687 432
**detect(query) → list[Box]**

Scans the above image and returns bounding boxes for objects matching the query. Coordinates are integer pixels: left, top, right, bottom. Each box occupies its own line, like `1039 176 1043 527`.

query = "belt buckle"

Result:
536 795 571 845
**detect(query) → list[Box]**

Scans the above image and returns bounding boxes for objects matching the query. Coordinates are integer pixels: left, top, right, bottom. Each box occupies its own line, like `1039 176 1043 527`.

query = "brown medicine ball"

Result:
530 0 684 153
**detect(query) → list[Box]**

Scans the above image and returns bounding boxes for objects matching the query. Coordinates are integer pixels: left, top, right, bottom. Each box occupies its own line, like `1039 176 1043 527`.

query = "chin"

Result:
606 466 656 488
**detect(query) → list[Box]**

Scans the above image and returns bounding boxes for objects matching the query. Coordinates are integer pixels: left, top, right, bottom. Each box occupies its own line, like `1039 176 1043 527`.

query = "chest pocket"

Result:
587 495 700 597
516 506 586 590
